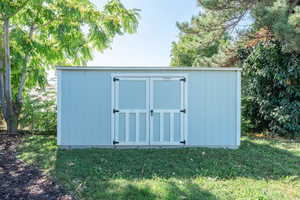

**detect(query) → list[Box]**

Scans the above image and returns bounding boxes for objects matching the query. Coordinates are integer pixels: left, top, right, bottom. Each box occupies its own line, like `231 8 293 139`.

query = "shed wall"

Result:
58 69 240 147
59 71 111 145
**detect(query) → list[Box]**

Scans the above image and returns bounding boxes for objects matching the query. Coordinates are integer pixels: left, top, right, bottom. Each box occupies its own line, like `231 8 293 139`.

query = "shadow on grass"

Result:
53 140 300 181
18 135 300 199
100 181 219 200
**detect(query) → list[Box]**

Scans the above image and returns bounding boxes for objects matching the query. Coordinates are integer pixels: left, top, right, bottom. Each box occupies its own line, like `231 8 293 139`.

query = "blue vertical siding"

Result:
60 71 111 145
188 71 236 146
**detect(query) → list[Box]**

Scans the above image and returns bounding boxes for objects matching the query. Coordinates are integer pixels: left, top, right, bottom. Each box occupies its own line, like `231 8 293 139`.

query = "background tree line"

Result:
171 0 300 138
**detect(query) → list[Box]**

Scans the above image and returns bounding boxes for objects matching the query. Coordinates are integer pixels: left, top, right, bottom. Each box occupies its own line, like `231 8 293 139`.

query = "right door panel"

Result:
150 77 186 145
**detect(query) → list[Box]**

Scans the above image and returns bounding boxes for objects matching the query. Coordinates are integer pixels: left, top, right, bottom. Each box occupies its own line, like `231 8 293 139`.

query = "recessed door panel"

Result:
119 80 147 109
153 81 181 109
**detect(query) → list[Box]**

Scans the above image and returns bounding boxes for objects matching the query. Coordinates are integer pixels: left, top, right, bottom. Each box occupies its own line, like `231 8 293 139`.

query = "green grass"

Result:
17 136 300 200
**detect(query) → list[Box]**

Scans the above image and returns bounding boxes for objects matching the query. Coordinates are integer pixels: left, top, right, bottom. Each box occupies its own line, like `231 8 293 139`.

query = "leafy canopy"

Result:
0 0 139 96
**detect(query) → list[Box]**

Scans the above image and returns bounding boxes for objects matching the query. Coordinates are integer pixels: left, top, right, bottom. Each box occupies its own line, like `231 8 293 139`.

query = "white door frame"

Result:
111 73 188 145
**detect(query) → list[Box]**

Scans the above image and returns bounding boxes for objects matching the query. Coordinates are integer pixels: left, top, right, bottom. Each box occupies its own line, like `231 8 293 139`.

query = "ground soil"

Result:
0 134 73 200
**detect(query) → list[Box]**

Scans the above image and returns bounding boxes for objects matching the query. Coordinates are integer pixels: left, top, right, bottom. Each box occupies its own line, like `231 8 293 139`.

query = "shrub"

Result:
239 41 300 138
19 88 56 134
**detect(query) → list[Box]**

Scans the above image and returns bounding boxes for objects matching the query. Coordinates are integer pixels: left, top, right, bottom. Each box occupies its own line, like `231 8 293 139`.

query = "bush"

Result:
239 41 300 138
19 88 57 134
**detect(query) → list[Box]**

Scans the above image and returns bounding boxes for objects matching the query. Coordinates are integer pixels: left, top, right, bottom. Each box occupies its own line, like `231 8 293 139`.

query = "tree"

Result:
238 41 300 138
0 0 139 132
170 31 230 66
170 0 300 66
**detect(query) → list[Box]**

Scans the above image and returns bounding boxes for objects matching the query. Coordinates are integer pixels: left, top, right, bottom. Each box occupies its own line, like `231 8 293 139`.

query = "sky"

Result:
88 0 200 67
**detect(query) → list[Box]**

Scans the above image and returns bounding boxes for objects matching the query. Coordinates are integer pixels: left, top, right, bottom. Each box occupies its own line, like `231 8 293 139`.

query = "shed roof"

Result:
56 66 241 71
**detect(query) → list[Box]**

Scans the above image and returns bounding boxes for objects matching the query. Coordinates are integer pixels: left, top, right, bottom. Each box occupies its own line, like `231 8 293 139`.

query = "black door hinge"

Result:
113 109 119 113
113 77 119 82
180 140 186 144
180 109 186 113
180 77 186 82
113 140 119 145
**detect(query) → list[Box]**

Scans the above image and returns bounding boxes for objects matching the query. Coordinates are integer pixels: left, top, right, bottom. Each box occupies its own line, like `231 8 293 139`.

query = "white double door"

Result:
112 75 187 145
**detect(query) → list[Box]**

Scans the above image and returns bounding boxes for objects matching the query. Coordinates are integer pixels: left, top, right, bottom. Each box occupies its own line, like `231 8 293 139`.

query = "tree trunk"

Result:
6 112 18 133
0 50 6 122
0 54 5 119
2 17 18 133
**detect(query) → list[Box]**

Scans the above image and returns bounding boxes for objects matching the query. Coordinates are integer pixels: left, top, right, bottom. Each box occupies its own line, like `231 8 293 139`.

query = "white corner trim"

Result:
236 71 241 146
57 70 62 145
111 75 115 145
184 75 188 145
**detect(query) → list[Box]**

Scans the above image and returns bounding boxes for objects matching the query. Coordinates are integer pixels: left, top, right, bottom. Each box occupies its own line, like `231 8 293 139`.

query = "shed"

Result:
57 66 241 148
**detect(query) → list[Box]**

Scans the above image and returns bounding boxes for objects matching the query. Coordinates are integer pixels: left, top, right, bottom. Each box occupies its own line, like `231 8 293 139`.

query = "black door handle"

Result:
150 110 154 116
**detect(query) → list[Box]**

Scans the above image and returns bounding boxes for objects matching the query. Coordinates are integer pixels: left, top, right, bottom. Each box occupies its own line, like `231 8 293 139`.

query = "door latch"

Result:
180 140 186 144
150 110 154 116
113 109 119 113
113 140 119 145
180 109 186 113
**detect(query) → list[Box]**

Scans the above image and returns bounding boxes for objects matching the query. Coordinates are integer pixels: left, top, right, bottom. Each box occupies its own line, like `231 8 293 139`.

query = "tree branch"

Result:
289 0 300 13
7 0 30 19
292 0 300 7
225 10 248 34
32 14 64 32
17 23 35 105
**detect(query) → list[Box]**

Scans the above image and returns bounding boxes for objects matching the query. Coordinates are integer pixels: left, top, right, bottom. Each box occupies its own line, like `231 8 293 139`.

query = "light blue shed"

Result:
57 67 241 148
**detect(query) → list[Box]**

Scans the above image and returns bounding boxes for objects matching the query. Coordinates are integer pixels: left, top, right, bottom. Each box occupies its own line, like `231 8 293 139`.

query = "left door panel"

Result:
112 77 149 145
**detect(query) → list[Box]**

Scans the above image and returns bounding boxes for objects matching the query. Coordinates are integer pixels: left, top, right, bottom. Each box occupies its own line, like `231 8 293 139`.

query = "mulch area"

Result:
0 134 73 200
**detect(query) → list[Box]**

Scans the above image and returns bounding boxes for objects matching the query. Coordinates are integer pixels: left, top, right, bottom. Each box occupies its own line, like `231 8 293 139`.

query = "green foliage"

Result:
170 0 300 67
239 41 300 137
252 0 300 52
0 0 139 98
170 33 229 66
18 88 56 134
18 135 300 200
170 0 250 67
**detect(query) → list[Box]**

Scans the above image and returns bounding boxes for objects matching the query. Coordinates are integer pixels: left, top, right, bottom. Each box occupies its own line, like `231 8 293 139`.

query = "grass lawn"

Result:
17 135 300 200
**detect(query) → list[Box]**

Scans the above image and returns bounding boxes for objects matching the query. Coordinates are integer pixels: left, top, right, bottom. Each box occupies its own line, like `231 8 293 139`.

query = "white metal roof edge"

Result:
56 66 241 71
